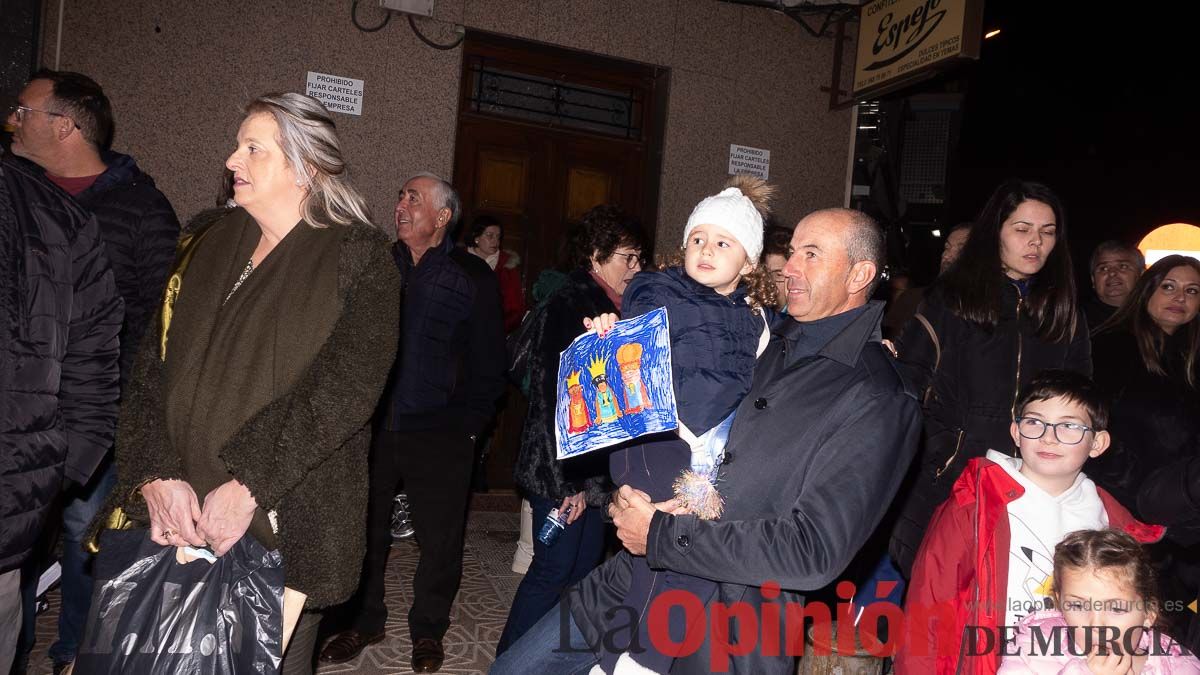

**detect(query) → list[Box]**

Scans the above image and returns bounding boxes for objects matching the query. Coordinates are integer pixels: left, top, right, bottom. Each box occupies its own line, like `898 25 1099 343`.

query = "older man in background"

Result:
1084 240 1144 329
322 173 505 673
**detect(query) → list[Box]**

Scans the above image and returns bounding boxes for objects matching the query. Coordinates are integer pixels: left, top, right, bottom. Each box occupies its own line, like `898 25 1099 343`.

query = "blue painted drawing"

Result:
555 307 677 460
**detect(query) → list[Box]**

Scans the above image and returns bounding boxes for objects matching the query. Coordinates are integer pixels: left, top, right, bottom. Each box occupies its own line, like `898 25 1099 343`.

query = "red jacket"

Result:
896 457 1165 675
496 250 526 333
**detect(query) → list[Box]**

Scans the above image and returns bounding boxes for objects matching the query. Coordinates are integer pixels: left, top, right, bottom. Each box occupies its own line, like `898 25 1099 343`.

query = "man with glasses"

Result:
6 69 178 675
0 152 122 675
1085 240 1145 329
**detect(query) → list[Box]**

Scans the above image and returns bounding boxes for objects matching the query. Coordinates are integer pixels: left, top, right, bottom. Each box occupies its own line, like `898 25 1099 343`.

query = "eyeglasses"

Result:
8 105 80 129
1015 417 1094 445
611 252 644 270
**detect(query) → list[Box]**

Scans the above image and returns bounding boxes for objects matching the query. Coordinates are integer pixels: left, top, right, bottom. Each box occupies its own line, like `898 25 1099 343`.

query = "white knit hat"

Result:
682 187 764 261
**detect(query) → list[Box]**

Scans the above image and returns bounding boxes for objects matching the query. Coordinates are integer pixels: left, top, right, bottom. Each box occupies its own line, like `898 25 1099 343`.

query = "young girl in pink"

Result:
1000 528 1200 674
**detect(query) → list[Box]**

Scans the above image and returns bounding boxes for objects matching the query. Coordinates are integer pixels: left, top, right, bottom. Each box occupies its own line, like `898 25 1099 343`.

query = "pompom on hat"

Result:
682 174 774 262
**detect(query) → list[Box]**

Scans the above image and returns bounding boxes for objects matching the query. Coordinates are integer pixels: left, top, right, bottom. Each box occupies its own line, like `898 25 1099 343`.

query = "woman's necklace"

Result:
223 259 255 305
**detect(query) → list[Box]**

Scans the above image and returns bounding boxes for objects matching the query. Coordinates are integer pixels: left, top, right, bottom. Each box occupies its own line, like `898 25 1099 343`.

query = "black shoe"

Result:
317 629 385 664
411 638 444 673
52 661 72 675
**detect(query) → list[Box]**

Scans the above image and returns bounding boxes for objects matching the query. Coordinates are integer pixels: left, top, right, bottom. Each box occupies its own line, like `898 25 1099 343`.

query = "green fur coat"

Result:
98 208 399 607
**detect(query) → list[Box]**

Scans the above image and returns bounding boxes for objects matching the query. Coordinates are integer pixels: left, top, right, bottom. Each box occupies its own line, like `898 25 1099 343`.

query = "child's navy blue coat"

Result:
622 266 768 437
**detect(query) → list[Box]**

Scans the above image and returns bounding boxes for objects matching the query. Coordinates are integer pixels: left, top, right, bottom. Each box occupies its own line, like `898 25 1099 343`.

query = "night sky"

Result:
945 1 1199 254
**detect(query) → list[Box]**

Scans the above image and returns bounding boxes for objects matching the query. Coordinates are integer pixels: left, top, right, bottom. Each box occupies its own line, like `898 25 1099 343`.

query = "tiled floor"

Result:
23 509 524 675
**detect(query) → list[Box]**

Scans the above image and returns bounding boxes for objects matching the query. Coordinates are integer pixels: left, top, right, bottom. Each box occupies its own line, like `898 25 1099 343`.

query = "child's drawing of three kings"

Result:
555 308 678 460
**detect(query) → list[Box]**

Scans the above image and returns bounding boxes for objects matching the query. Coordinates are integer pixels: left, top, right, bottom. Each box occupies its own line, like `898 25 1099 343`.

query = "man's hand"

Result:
197 480 258 556
141 479 206 547
607 485 690 556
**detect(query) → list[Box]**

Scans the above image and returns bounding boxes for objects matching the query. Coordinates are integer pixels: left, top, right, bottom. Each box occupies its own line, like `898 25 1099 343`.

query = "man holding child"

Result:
491 208 923 674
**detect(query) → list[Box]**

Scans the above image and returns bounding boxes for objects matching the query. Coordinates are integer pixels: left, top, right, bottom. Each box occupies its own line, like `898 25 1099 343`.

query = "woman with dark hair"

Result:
889 179 1091 577
466 214 526 332
496 204 645 655
1088 254 1200 650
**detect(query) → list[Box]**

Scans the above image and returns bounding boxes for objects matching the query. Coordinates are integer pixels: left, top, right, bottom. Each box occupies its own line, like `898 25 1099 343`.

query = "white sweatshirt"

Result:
985 449 1108 628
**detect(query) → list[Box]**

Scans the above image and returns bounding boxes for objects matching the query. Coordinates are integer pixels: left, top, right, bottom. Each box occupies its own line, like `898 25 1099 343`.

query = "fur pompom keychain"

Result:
673 468 724 520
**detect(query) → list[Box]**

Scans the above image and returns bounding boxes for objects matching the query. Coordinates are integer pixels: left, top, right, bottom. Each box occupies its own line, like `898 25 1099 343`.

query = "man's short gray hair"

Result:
809 208 886 293
406 172 462 231
1089 240 1145 273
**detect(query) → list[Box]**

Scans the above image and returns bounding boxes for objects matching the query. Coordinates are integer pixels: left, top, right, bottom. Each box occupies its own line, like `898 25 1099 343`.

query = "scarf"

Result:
163 209 341 548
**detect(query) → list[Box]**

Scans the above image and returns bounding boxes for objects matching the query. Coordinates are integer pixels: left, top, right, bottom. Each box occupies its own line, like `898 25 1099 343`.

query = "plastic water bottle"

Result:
537 505 573 546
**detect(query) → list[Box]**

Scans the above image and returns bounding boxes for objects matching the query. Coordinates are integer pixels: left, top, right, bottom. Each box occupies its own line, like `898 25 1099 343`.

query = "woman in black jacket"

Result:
1088 254 1200 650
889 180 1092 577
497 205 646 655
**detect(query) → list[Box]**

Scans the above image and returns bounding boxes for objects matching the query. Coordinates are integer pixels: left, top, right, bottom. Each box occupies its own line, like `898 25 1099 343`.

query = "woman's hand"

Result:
141 479 206 547
559 492 587 525
197 480 259 556
582 313 619 336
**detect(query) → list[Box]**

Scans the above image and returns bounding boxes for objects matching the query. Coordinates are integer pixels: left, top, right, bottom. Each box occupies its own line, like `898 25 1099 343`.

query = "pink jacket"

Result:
998 610 1200 674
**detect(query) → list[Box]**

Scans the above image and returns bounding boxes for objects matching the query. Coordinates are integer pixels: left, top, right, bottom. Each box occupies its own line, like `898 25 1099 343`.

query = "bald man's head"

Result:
781 208 883 321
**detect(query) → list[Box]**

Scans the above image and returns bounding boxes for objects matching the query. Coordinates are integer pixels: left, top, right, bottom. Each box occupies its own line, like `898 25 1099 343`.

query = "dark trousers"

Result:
598 556 716 672
279 610 322 675
18 460 117 665
353 428 474 641
495 494 605 656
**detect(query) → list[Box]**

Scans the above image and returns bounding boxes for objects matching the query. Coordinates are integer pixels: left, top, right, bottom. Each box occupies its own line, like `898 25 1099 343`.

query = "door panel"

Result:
476 149 529 214
565 166 614 222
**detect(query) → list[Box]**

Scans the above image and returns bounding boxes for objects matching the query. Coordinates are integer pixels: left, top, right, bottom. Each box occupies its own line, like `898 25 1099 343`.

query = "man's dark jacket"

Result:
0 157 122 573
71 151 180 394
14 152 178 394
382 236 506 436
568 301 923 674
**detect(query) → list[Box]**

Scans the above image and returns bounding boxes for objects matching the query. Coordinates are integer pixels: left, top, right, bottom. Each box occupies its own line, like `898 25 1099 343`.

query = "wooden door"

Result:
454 119 645 288
452 32 667 492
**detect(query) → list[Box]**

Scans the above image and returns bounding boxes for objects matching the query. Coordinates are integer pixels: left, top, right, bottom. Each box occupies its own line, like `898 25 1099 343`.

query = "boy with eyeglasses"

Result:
896 370 1165 675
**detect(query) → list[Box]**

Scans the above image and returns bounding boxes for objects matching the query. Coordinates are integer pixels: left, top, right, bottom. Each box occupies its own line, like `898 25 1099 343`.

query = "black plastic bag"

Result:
74 529 284 674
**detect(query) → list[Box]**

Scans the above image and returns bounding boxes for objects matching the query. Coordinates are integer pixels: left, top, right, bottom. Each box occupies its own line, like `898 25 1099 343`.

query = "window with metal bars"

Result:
464 55 644 140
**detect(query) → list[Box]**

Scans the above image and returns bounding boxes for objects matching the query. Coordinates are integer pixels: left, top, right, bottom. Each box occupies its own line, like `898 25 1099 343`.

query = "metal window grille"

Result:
899 111 952 205
464 56 643 140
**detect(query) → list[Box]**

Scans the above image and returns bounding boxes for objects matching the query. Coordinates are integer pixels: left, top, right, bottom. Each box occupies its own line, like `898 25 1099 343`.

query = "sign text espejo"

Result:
852 0 982 98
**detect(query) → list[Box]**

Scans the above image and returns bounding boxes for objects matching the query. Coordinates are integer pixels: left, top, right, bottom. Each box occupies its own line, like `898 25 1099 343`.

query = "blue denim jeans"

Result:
495 494 605 656
490 602 598 675
19 460 117 664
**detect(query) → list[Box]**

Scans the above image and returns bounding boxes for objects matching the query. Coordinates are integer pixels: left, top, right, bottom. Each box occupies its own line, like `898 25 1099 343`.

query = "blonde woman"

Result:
101 93 399 673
